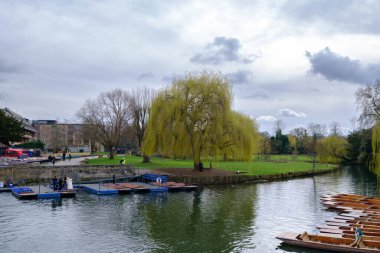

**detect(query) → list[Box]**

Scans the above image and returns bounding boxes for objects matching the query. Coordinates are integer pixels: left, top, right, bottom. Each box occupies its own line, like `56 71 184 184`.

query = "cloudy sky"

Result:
1 0 379 134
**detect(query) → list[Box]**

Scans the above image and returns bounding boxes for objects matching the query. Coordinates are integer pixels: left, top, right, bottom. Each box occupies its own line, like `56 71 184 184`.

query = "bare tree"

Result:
329 121 342 136
259 131 271 160
355 81 380 127
289 127 308 155
130 87 156 162
289 127 308 140
308 122 327 138
77 89 132 159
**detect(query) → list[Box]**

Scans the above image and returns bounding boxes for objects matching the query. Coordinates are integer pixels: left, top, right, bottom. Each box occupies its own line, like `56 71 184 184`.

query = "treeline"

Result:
258 120 372 165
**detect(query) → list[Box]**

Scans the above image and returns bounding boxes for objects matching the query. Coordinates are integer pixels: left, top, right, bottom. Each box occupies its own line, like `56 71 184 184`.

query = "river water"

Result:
1 166 379 253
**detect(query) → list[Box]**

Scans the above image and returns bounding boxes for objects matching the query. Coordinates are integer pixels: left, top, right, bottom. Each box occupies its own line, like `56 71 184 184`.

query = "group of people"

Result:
52 176 71 190
47 151 73 166
62 151 72 161
48 155 56 165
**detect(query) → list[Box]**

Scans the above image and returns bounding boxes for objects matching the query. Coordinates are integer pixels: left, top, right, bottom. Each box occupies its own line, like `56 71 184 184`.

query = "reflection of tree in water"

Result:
143 186 257 252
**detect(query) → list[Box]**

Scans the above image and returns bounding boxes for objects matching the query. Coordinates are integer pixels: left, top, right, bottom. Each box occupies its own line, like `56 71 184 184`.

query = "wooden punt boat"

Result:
150 181 197 191
276 231 380 252
324 201 379 209
332 194 375 199
322 194 380 204
112 183 150 192
326 222 380 231
326 218 380 227
322 194 368 201
320 228 380 238
334 216 380 223
318 225 380 234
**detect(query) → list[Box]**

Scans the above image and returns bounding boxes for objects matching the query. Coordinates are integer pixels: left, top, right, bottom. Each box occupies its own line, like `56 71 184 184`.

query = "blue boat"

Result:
11 187 37 199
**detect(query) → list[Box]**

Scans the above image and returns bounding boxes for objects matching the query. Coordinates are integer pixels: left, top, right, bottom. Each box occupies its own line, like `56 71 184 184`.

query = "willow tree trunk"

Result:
142 155 150 163
109 147 115 159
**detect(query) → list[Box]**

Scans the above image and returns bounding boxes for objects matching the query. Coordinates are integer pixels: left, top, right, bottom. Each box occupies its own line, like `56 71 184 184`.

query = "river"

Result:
0 166 379 253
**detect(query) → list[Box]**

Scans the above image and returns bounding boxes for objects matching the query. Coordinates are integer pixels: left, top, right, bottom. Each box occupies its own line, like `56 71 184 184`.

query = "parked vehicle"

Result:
2 148 29 158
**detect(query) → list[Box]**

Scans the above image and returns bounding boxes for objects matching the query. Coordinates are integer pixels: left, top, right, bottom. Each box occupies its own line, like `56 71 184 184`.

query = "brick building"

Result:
33 120 103 153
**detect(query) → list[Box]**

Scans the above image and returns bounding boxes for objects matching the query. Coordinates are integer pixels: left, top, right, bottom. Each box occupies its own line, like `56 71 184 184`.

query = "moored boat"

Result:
11 187 37 200
277 231 380 252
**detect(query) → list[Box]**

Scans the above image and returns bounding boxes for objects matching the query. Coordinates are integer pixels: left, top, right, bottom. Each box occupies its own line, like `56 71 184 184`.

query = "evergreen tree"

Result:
0 109 24 146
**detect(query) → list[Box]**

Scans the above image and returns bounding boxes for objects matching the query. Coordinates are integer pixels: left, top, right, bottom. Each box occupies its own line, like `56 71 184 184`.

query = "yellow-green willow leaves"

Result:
316 136 347 164
142 72 259 169
372 122 380 175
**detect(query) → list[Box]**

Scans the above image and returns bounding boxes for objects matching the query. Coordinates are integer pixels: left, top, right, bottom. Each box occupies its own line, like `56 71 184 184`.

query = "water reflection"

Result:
143 186 257 253
0 166 379 253
51 198 62 208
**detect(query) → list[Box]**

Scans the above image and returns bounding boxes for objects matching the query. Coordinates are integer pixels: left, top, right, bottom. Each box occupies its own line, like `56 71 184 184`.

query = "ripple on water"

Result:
1 166 378 253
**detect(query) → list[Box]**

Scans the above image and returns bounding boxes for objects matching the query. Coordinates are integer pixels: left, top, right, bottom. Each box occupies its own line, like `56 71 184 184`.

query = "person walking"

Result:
350 227 364 248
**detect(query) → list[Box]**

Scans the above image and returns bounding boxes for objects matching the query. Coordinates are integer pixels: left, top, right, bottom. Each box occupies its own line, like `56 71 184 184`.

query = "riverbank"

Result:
0 163 338 186
153 166 339 185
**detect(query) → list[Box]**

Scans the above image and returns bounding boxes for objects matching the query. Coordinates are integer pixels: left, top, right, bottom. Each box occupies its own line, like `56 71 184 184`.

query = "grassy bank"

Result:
86 155 334 176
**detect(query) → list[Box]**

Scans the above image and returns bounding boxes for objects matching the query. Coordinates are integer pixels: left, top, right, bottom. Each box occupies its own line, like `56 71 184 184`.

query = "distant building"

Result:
2 108 37 143
33 121 103 153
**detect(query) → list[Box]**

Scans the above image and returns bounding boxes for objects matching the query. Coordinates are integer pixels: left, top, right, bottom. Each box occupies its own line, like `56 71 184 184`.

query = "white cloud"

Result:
278 109 306 117
257 115 277 122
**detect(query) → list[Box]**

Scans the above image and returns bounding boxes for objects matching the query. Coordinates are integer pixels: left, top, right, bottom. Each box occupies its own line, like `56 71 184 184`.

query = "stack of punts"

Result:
277 193 380 252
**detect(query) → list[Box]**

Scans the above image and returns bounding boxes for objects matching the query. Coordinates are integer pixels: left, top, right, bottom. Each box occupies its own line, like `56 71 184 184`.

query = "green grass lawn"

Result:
87 155 334 176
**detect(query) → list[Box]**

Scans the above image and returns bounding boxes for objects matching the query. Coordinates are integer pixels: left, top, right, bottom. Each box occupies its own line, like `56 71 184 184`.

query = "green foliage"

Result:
270 129 290 154
142 72 259 169
15 140 45 150
316 136 348 164
346 128 372 164
0 109 24 146
372 122 380 175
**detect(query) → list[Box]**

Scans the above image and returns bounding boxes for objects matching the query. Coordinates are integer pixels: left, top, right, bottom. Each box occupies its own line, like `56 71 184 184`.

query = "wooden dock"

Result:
80 182 168 195
29 185 76 198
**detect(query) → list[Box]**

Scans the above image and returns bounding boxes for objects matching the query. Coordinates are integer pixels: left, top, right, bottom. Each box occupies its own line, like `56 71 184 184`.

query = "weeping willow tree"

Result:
316 136 348 164
356 81 380 175
142 72 259 170
372 122 380 174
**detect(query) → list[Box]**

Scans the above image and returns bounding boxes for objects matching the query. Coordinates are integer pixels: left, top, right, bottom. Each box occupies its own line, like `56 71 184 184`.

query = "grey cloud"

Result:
0 58 23 73
137 72 155 80
190 36 254 65
278 109 306 117
281 0 380 34
305 47 380 84
241 90 271 100
227 70 254 84
161 73 186 84
0 90 7 102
